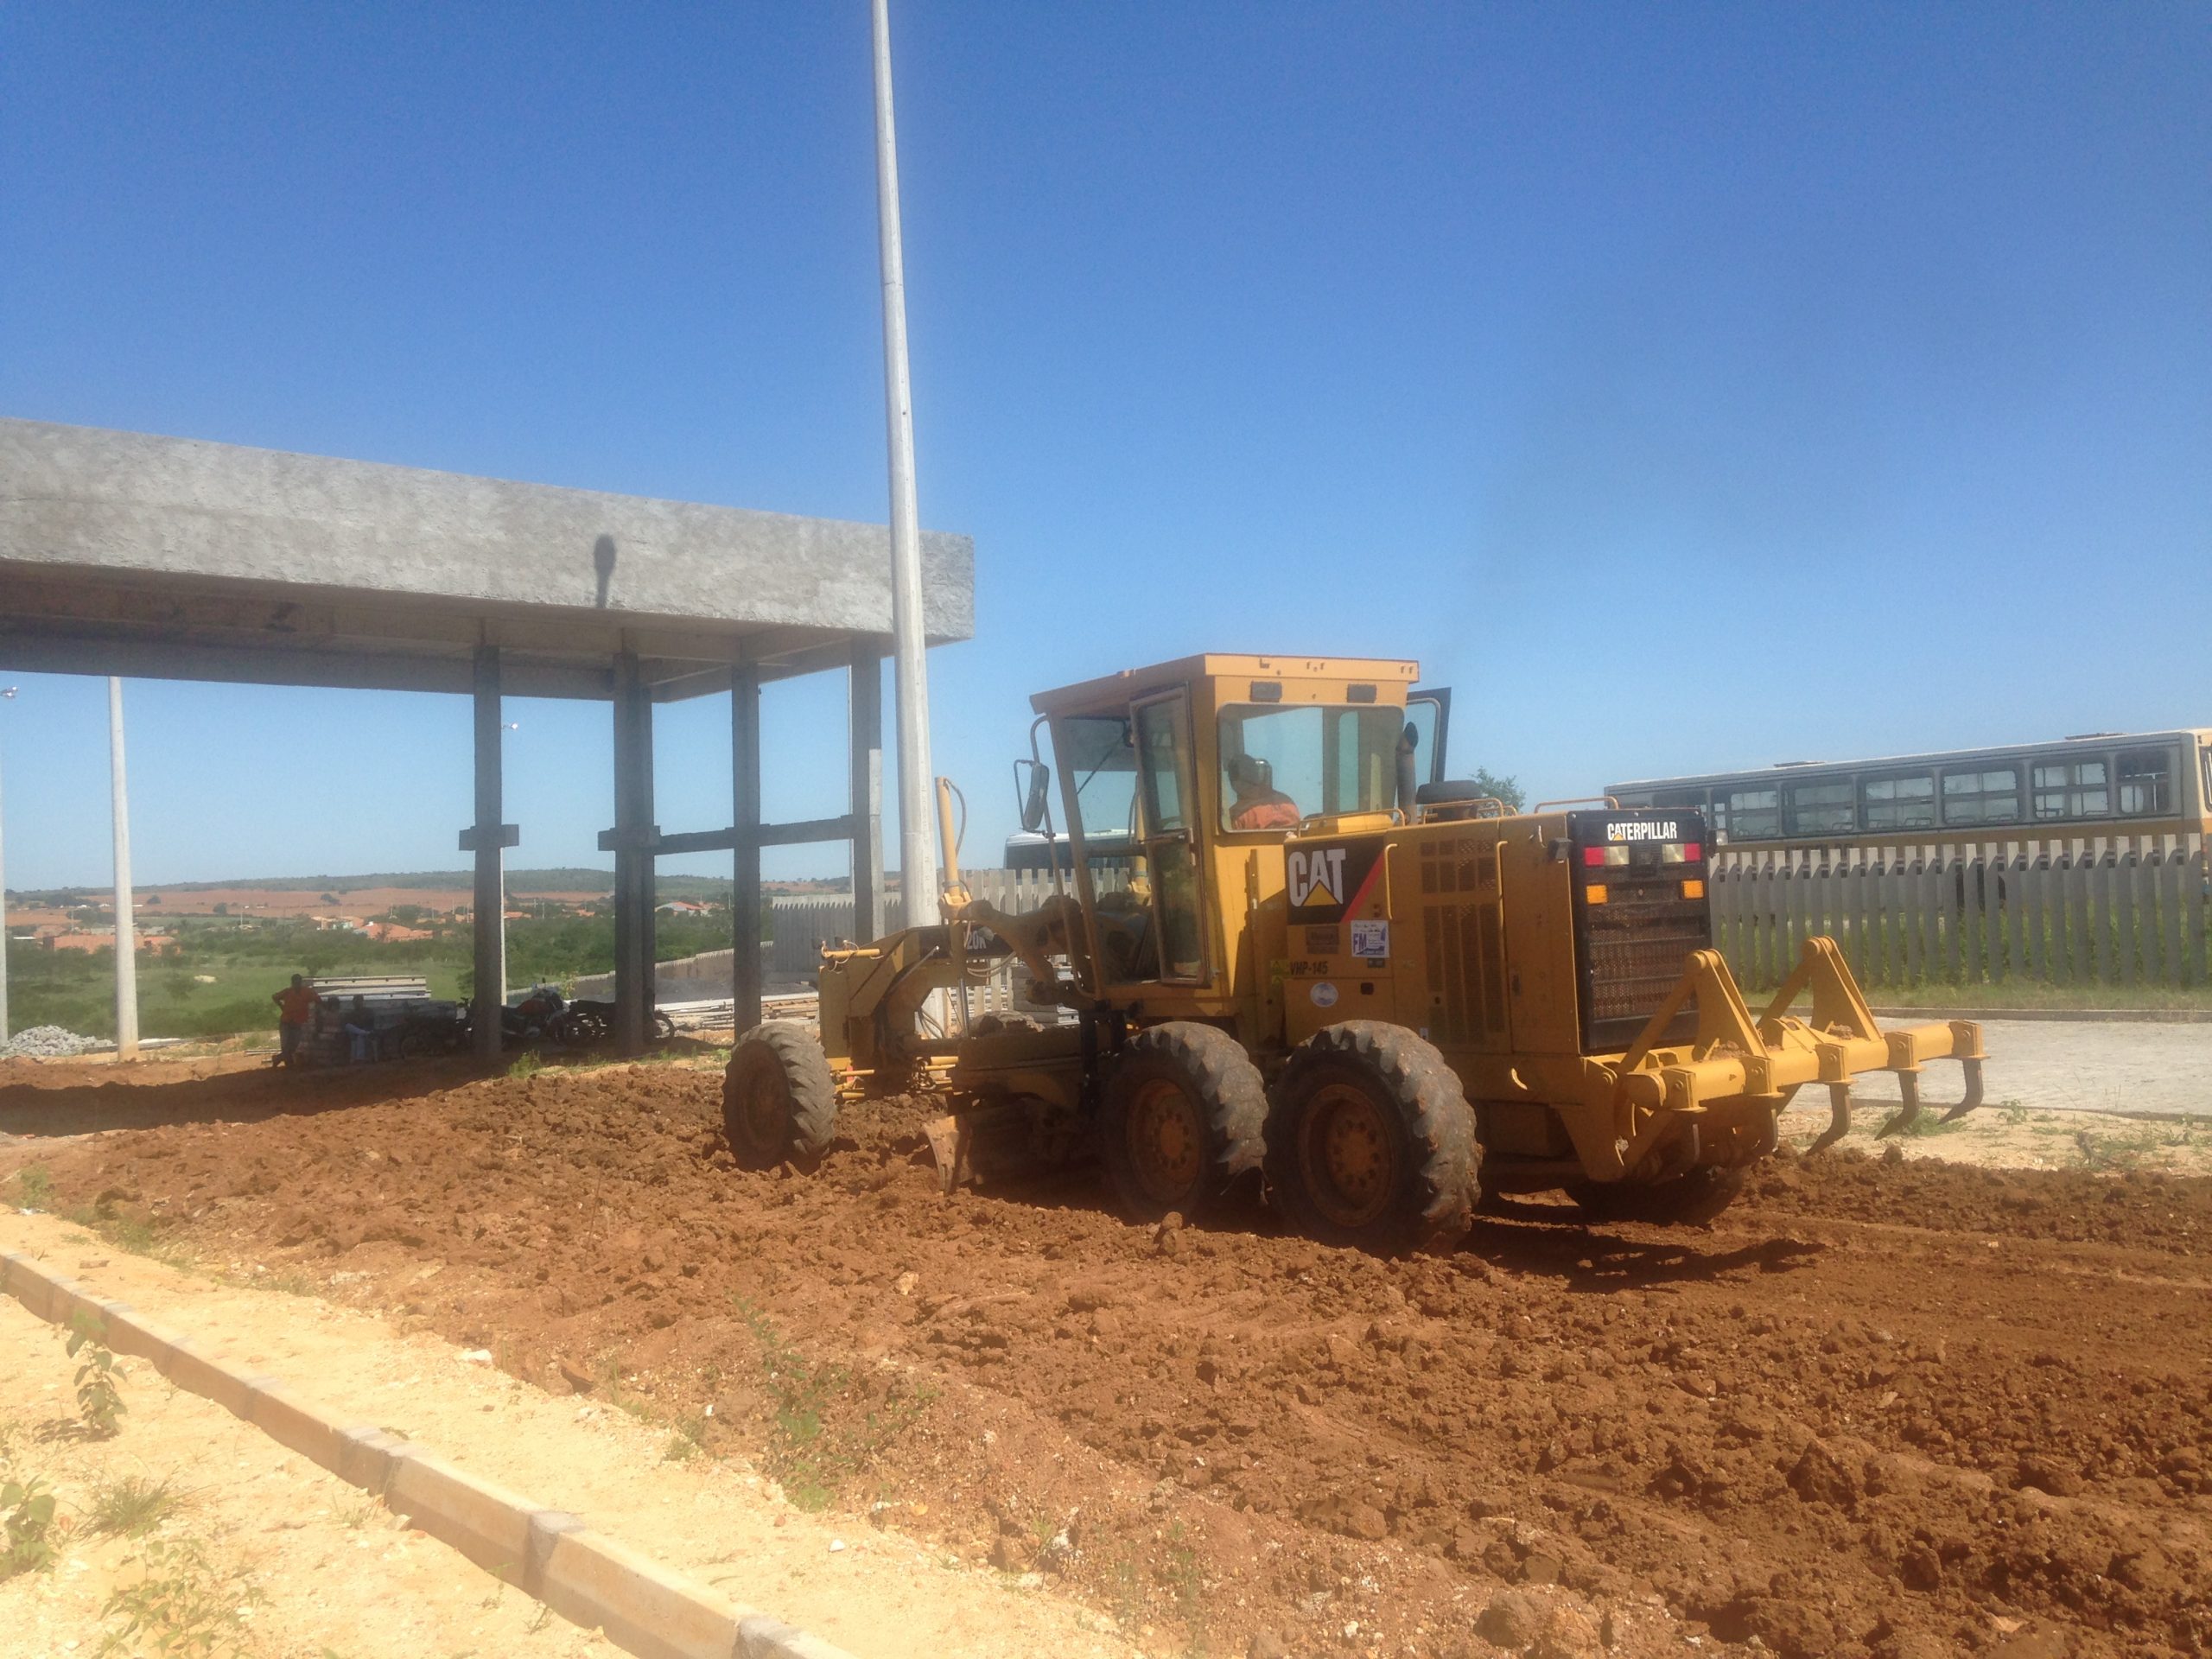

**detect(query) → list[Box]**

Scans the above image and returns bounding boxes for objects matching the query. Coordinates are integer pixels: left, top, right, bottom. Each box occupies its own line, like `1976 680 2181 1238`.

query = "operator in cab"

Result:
1225 754 1300 830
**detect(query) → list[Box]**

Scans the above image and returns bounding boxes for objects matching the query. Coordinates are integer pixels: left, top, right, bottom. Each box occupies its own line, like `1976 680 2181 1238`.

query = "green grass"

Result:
3 907 748 1044
87 1475 181 1539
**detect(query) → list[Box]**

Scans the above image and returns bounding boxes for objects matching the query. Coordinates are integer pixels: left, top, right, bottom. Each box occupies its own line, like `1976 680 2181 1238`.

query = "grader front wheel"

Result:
723 1021 838 1171
1098 1022 1267 1224
1265 1022 1478 1255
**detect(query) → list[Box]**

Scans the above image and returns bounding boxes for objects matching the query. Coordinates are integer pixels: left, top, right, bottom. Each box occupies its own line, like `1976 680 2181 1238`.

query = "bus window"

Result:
1941 767 2020 826
1783 779 1855 837
1724 786 1780 841
2033 758 2108 820
2116 748 2174 817
1862 772 1936 830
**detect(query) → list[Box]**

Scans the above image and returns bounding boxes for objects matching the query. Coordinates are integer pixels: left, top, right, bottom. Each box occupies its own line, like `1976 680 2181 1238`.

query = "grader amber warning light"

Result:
720 654 1987 1253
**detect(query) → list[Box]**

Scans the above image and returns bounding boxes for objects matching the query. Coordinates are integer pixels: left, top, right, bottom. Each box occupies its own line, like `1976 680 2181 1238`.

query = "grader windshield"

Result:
1217 703 1404 831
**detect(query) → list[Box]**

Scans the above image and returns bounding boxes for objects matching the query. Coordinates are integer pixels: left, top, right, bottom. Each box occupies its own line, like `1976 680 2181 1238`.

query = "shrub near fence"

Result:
1709 836 2210 993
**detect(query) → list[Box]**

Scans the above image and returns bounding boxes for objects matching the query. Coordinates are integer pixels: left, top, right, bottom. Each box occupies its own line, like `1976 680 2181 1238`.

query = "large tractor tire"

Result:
1266 1021 1478 1255
1567 1165 1745 1226
723 1021 838 1172
1098 1022 1268 1224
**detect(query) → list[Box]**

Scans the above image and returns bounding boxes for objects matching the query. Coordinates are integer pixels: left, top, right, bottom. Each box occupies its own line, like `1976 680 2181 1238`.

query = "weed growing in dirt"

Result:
737 1300 933 1512
67 1313 128 1440
2 1476 59 1579
256 1270 319 1298
14 1164 54 1211
65 1205 198 1272
335 1497 379 1530
506 1052 545 1081
662 1411 709 1464
1166 1521 1208 1658
88 1474 181 1538
99 1535 262 1658
590 1359 655 1424
2070 1121 2196 1173
2002 1103 2031 1126
478 1563 508 1609
1897 1114 1971 1138
525 1602 555 1635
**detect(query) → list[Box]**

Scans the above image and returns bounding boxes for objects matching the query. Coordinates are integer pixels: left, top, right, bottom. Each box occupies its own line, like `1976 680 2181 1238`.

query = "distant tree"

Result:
1467 768 1525 810
213 902 228 916
319 893 339 905
145 893 162 906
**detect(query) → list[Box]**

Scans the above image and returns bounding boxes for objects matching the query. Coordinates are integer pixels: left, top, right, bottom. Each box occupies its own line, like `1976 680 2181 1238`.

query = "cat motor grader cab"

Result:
722 654 1986 1253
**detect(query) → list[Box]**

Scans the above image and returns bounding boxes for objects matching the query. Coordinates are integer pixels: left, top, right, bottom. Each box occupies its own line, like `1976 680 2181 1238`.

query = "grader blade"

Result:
921 1102 1063 1193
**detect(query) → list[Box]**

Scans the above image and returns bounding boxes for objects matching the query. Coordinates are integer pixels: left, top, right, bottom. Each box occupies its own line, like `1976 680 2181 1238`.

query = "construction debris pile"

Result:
1 1026 101 1059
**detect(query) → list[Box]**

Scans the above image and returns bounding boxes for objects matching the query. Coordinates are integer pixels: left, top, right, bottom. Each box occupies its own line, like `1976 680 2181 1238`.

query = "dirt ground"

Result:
0 1211 1144 1659
3 1057 2209 1659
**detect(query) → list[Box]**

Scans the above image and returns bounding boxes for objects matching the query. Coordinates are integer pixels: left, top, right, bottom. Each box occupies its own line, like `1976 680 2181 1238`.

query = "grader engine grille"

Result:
1419 839 1508 1046
1568 810 1713 1053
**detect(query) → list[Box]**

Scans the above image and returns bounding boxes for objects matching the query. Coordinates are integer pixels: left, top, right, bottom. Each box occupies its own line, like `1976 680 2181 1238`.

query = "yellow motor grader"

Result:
722 654 1986 1253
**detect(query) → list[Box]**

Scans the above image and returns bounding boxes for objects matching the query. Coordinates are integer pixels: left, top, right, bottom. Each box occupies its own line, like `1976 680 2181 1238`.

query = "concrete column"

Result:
612 652 652 1054
732 666 763 1034
470 646 504 1060
108 677 138 1059
849 640 886 941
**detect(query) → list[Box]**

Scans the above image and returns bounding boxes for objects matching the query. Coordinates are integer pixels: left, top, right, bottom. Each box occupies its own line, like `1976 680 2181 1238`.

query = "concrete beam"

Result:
0 417 974 653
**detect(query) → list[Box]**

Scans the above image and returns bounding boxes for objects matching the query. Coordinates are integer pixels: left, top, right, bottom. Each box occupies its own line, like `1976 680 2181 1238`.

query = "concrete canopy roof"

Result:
0 418 974 700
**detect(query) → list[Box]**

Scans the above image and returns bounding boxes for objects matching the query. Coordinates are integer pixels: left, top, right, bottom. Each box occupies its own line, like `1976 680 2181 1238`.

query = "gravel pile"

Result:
1 1025 101 1058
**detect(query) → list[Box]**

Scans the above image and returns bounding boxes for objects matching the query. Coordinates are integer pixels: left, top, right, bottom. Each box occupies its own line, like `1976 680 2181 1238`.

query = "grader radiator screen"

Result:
1567 810 1713 1053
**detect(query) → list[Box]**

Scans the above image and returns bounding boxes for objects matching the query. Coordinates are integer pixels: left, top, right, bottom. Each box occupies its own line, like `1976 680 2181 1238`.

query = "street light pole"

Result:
108 677 139 1059
870 0 938 923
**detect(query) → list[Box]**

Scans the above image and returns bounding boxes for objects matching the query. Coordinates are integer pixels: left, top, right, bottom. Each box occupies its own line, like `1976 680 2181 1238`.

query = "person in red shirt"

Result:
270 975 318 1068
1226 755 1301 831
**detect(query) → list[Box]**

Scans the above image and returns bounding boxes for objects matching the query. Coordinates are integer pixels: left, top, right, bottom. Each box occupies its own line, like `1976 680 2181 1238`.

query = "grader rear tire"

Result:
723 1021 838 1171
1265 1022 1478 1255
1098 1022 1267 1224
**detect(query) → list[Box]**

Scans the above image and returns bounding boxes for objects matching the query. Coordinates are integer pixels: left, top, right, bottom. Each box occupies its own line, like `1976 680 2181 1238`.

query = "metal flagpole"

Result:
109 677 139 1059
870 0 939 921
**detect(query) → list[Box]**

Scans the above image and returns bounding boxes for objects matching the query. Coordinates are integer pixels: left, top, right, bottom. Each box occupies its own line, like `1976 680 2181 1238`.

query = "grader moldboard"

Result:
722 655 1986 1254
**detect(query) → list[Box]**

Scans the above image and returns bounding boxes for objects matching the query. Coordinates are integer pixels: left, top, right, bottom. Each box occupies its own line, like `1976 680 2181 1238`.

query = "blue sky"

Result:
3 3 2206 891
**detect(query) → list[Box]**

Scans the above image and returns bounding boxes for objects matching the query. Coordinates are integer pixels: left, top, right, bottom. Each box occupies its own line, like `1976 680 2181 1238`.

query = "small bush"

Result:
1 1477 58 1579
15 1166 54 1211
67 1314 128 1440
99 1535 260 1656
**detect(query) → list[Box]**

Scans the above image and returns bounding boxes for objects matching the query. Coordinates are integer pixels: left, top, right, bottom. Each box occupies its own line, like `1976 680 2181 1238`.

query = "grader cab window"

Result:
1217 703 1402 832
